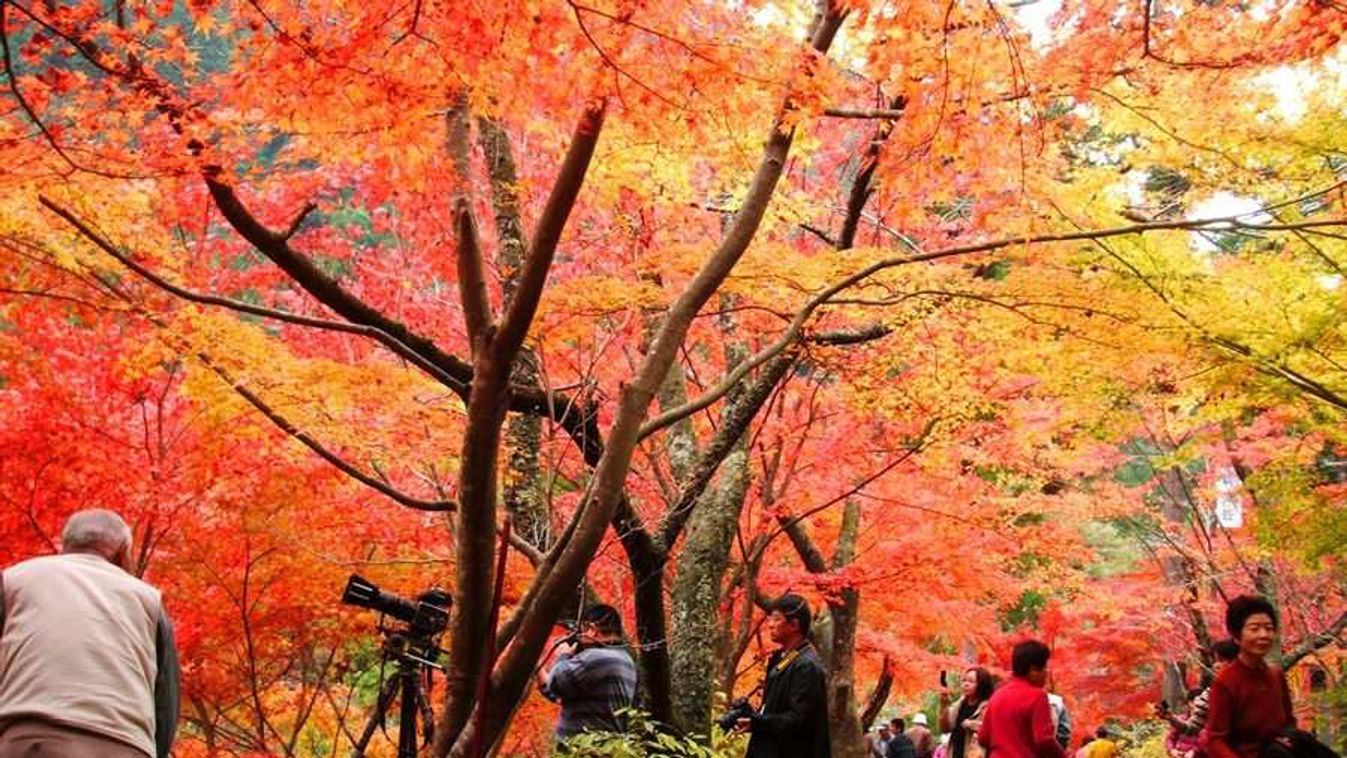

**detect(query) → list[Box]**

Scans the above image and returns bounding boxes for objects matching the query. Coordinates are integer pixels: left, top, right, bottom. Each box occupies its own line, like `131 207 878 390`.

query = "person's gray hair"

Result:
60 509 133 557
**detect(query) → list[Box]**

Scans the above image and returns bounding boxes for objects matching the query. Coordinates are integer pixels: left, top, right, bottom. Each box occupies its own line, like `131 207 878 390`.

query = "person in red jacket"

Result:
1205 596 1295 758
978 640 1065 758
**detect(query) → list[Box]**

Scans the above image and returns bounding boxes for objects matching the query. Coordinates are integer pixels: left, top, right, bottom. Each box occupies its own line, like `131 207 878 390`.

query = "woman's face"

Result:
962 669 978 698
1237 613 1277 659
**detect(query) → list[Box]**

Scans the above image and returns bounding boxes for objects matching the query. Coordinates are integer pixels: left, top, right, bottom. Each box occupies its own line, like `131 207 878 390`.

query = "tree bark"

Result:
434 100 608 757
670 446 751 735
859 659 894 731
1283 609 1347 669
480 114 551 552
828 500 865 758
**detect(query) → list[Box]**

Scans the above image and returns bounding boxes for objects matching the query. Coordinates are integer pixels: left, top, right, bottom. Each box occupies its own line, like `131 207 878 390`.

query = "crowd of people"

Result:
534 588 1338 758
859 596 1336 758
0 510 1340 758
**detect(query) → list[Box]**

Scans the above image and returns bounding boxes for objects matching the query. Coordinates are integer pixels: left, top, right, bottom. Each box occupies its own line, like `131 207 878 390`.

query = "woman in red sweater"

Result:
1204 596 1295 758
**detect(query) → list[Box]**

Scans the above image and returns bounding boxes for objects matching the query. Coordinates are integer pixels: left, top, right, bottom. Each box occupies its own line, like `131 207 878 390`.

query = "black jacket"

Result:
887 734 917 758
746 643 831 758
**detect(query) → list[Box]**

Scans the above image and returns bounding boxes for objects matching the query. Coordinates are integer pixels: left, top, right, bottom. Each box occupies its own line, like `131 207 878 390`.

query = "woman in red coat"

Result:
1204 596 1295 758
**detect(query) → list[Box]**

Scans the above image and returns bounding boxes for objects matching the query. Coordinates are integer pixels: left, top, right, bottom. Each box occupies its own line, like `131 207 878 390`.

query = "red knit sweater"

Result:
1205 657 1295 758
977 677 1065 758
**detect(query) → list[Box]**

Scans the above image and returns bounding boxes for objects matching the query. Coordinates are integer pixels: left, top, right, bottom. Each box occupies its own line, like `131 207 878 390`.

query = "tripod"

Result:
351 630 443 758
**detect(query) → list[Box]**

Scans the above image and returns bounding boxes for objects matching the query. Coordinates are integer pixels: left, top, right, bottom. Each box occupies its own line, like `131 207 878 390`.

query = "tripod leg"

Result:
417 673 436 747
352 673 402 758
398 666 420 758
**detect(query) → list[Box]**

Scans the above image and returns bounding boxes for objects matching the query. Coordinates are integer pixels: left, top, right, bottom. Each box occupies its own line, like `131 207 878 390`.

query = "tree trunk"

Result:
441 9 847 750
827 500 865 758
480 114 551 552
669 447 750 735
859 660 894 731
440 351 510 743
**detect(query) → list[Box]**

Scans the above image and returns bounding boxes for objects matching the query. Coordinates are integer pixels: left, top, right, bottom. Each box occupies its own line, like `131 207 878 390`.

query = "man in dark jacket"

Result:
741 594 831 758
887 718 917 758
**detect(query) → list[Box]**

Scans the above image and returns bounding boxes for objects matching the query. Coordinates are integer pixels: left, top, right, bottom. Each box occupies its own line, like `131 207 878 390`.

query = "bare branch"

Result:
806 324 892 345
839 96 905 250
203 176 477 391
658 353 798 547
38 196 467 390
753 419 938 564
282 203 316 240
823 106 907 119
801 223 837 246
641 215 1347 439
780 511 829 574
197 355 456 512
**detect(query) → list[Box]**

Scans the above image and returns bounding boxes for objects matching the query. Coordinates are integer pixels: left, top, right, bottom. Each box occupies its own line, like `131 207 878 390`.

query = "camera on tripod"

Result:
341 574 452 758
342 574 451 637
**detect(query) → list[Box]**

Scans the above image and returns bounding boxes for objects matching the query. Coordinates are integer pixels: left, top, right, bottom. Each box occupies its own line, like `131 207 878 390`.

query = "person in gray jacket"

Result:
0 509 179 757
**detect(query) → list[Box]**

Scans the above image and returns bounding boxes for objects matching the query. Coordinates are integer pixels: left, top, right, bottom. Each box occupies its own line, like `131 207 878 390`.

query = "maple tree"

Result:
3 0 1347 754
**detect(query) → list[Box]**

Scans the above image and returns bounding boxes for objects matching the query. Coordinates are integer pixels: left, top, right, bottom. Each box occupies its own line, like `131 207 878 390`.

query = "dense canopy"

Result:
2 0 1346 755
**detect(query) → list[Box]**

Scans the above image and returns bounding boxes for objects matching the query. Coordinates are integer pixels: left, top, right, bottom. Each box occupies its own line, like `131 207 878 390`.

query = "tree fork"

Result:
442 6 850 753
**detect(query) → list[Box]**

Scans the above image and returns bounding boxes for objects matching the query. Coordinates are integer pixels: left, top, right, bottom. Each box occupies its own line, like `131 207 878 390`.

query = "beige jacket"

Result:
0 553 165 757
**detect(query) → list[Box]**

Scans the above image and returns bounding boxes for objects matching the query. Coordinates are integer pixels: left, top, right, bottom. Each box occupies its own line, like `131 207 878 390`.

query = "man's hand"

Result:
735 717 753 734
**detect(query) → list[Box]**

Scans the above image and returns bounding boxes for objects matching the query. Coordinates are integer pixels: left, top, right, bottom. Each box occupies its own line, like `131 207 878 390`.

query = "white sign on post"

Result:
1214 468 1244 529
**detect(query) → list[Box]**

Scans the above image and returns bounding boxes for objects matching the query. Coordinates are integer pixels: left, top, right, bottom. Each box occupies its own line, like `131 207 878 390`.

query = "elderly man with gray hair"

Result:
0 509 179 757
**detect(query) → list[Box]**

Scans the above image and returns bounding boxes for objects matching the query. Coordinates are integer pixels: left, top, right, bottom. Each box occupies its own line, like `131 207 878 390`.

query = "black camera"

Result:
717 698 756 732
342 574 451 636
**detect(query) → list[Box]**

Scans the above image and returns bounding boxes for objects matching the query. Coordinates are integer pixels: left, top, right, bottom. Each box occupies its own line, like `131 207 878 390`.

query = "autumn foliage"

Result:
3 0 1347 754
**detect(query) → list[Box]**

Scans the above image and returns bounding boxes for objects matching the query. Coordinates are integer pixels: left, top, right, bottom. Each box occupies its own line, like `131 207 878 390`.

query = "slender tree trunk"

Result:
669 447 750 734
827 500 864 758
441 352 510 742
859 660 894 731
480 115 551 552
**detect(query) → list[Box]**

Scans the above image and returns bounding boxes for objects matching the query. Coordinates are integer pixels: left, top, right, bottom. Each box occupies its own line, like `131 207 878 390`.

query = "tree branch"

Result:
446 96 493 350
643 215 1347 439
38 196 467 389
455 200 494 351
658 353 798 548
806 323 892 345
1283 609 1347 669
859 658 894 730
753 419 937 564
195 353 455 512
200 177 607 447
838 96 905 250
781 513 830 573
494 101 607 365
823 107 908 119
203 176 477 388
282 203 316 240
